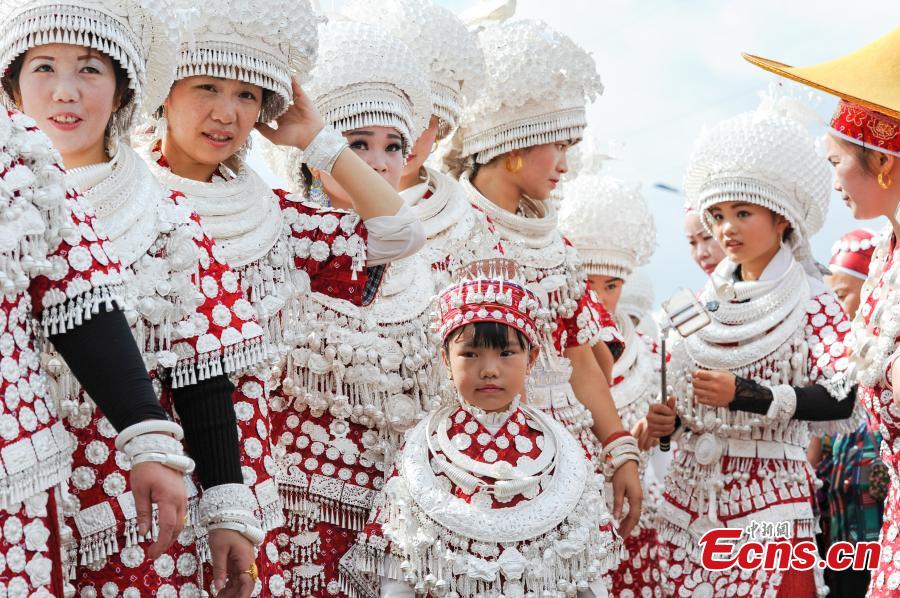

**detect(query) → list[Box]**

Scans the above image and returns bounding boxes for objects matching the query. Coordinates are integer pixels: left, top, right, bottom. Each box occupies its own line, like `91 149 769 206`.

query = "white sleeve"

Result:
582 579 609 598
363 204 426 266
380 577 416 597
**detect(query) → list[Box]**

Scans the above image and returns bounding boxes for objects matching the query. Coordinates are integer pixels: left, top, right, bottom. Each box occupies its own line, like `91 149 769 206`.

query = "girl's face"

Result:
707 202 788 268
825 134 891 220
16 43 118 168
162 76 263 173
402 115 440 181
588 275 624 313
684 211 725 275
513 142 571 201
442 325 539 413
824 271 865 319
321 126 405 206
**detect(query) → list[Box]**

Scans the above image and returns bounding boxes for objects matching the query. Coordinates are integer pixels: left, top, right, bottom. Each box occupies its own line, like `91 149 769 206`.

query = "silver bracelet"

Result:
115 420 184 450
302 126 349 174
118 426 195 475
131 452 196 474
206 521 266 546
200 484 264 546
600 434 640 479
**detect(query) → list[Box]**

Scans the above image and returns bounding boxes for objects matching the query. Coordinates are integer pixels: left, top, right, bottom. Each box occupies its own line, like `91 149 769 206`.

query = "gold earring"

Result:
505 154 523 174
879 172 893 190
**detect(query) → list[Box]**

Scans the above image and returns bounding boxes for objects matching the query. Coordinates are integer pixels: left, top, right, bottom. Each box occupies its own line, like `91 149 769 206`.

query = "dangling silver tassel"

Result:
154 115 168 141
105 118 120 158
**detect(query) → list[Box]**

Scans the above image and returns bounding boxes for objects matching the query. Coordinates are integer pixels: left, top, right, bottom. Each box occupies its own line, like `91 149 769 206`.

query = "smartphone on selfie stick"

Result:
658 289 712 452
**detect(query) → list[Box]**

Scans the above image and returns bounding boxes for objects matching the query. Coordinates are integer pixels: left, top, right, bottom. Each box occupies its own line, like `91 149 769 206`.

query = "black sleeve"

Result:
728 376 857 421
49 308 168 431
171 375 243 489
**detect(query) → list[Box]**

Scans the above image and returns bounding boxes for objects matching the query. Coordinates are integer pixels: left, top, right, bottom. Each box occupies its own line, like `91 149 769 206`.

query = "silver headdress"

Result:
456 18 602 165
304 21 432 155
340 0 484 139
618 269 655 324
558 150 655 280
175 0 322 122
684 85 831 275
0 0 181 138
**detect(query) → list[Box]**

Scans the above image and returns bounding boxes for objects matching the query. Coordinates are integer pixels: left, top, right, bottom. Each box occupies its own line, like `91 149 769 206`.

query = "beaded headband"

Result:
436 260 544 345
829 228 878 280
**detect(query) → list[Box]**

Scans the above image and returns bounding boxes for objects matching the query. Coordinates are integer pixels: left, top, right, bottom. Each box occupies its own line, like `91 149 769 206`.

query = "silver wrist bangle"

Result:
302 126 349 174
115 419 184 450
200 484 264 546
207 521 266 546
600 435 640 478
118 425 195 475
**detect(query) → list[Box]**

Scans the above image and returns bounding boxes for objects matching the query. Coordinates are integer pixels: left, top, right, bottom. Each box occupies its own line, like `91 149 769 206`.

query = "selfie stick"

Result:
658 296 711 452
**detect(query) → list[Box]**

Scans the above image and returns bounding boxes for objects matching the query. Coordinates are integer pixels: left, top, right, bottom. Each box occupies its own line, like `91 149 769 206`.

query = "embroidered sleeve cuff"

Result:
40 282 125 337
170 336 270 389
363 204 427 266
765 385 797 423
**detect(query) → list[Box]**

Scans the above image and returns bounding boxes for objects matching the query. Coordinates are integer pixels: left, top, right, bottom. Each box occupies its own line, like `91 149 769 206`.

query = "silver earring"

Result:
236 132 253 159
155 115 168 140
105 120 120 158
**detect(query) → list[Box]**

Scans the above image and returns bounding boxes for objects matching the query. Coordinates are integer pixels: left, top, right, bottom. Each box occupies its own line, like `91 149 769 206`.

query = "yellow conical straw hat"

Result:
743 27 900 120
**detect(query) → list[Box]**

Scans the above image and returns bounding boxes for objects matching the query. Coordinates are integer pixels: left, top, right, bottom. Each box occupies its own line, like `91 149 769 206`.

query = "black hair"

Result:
834 135 887 178
442 321 531 354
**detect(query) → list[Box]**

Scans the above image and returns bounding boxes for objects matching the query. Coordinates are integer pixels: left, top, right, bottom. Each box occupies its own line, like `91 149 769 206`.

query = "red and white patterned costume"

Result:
357 401 618 598
134 1 427 593
0 0 286 592
346 275 619 597
831 106 900 598
603 314 664 597
853 233 900 597
461 176 623 455
557 162 662 597
658 250 850 597
742 33 900 594
57 143 269 598
260 19 435 596
449 19 623 470
0 109 125 595
657 93 852 598
824 106 900 598
142 138 379 596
